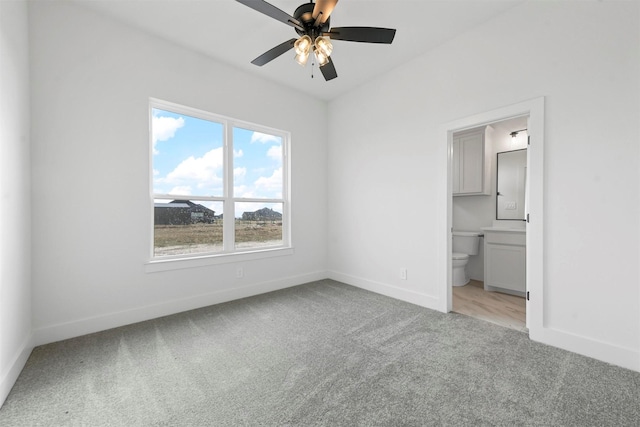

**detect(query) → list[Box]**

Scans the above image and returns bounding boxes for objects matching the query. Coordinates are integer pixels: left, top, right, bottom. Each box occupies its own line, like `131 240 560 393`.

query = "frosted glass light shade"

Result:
314 48 329 66
315 36 333 57
294 35 312 55
295 51 310 66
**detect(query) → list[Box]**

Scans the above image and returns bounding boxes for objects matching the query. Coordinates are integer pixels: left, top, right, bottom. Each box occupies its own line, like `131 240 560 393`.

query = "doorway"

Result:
453 280 527 331
436 98 544 338
451 116 528 331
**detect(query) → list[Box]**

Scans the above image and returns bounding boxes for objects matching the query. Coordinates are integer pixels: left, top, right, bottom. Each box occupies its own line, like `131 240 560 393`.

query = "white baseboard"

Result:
329 270 640 373
0 334 33 408
28 270 640 379
33 271 327 347
328 270 441 311
530 326 640 373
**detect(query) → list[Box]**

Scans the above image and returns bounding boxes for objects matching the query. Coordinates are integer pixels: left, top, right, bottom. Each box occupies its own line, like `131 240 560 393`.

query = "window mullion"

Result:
223 122 235 251
283 137 290 247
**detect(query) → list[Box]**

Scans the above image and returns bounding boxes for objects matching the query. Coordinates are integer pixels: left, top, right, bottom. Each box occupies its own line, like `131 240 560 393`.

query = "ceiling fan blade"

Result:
251 39 296 66
320 57 338 81
326 27 396 44
312 0 338 26
236 0 305 32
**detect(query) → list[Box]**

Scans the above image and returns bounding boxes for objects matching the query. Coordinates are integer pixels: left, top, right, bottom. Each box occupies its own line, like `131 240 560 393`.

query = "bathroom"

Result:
451 116 528 331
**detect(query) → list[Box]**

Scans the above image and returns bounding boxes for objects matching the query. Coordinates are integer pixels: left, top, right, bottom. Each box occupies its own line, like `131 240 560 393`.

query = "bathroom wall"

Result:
452 117 528 281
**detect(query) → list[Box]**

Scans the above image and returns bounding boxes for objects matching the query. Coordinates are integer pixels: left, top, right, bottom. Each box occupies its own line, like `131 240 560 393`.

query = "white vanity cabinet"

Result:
452 127 489 196
482 228 526 297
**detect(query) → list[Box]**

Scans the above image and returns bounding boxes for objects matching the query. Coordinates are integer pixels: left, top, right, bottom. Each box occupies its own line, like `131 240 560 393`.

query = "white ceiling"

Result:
72 0 524 101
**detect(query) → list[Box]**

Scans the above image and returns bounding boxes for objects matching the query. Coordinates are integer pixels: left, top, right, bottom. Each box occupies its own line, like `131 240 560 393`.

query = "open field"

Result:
154 221 282 256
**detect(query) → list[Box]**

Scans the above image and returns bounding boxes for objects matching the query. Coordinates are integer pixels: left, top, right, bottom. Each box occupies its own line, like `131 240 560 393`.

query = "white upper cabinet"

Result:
452 127 489 196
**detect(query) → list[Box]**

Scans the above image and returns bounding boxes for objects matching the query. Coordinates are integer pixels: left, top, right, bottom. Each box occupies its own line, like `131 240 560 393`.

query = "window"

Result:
150 99 289 261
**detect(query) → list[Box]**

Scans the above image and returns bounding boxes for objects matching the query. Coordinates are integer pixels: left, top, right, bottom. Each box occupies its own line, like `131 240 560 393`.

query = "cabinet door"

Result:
459 132 484 194
452 129 485 196
485 243 526 293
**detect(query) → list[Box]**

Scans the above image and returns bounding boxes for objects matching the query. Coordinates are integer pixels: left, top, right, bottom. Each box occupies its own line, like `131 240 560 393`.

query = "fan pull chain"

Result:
311 60 315 79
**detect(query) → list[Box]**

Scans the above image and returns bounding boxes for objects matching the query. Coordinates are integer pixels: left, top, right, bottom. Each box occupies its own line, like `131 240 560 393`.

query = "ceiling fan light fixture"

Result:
314 47 330 66
294 35 312 55
315 36 333 57
295 50 310 66
236 0 396 81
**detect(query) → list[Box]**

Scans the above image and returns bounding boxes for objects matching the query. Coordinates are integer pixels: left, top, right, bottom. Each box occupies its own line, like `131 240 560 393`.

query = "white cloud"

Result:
251 132 281 144
234 149 244 158
159 147 223 190
153 169 160 176
254 167 282 198
234 167 247 181
234 186 254 199
167 148 223 180
267 145 282 161
152 115 185 154
168 186 192 196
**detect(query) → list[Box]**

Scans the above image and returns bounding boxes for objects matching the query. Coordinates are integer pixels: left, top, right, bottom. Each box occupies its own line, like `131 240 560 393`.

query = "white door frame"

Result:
437 97 544 337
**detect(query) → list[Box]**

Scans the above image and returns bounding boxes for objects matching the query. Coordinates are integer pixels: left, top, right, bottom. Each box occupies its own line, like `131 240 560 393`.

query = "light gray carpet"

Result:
1 280 639 426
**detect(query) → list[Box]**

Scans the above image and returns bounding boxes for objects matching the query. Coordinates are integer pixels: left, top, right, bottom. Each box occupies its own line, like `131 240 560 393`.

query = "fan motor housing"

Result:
293 3 330 36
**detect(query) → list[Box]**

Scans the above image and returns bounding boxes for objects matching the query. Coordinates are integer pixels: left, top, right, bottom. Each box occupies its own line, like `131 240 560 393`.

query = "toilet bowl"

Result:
452 252 470 286
452 231 481 287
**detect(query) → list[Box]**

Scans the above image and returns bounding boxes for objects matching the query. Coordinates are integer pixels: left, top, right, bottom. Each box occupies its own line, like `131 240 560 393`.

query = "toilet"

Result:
452 231 481 286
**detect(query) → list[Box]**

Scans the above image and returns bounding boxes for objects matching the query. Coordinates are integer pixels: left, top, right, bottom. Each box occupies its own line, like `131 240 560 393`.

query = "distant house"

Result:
241 207 282 222
154 200 216 225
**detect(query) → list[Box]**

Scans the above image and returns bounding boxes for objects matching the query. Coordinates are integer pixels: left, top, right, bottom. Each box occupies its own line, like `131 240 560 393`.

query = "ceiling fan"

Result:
236 0 396 81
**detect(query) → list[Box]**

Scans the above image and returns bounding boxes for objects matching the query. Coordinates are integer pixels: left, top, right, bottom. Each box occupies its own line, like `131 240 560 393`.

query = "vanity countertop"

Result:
482 227 526 233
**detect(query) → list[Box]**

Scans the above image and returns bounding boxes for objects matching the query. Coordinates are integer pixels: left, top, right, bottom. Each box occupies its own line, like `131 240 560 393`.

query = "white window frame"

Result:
146 98 292 272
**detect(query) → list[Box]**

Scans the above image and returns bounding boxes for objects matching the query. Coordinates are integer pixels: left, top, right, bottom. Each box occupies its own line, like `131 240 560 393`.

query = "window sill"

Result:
144 247 294 273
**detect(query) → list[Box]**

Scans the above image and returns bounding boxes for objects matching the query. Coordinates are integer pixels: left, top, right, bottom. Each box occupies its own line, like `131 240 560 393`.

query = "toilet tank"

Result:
452 231 481 255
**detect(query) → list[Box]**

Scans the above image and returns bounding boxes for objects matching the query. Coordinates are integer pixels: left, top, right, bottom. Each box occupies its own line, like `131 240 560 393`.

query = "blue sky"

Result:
152 108 283 217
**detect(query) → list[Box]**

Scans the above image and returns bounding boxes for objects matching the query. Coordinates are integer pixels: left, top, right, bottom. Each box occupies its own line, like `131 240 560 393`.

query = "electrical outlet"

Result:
236 267 244 279
400 268 407 280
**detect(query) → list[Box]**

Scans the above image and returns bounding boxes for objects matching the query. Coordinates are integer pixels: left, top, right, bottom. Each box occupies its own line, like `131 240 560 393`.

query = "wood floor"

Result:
452 280 527 332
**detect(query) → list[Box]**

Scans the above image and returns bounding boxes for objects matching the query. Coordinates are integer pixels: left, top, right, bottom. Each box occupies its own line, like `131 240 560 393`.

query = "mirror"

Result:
496 149 527 220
